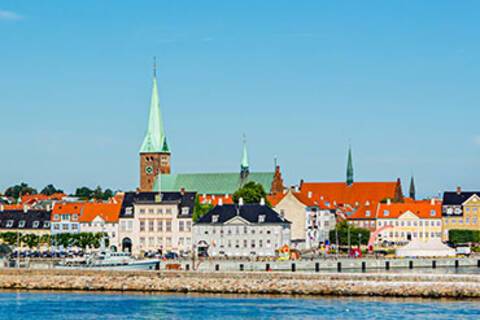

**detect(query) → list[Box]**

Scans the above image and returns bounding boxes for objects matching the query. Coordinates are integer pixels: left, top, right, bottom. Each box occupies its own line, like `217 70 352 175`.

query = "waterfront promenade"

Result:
1 268 480 298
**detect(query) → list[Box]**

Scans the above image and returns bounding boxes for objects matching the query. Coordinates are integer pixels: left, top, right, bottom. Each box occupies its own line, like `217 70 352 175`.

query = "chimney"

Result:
239 197 244 206
430 198 435 205
260 198 265 206
225 194 229 199
180 187 185 196
307 191 312 199
0 205 3 212
23 205 28 213
218 198 223 206
387 198 391 205
456 186 462 195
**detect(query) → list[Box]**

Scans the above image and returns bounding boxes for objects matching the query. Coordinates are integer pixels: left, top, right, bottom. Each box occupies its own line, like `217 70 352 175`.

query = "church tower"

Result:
346 145 354 186
139 59 171 192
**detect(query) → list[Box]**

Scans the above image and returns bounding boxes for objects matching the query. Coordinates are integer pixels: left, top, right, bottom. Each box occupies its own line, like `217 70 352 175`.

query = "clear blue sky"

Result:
1 1 479 197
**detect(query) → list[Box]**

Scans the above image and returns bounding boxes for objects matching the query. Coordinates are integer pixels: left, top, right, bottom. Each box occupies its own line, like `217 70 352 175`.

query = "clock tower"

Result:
139 60 171 192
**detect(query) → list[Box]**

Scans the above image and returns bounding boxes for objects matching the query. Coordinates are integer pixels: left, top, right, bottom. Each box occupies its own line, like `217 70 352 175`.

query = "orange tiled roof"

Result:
268 190 334 209
300 181 401 206
78 202 122 223
377 201 441 219
21 193 66 204
1 204 25 211
199 194 234 206
347 201 378 220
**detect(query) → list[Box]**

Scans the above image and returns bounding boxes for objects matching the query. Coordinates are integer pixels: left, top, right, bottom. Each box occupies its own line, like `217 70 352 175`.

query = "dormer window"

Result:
430 210 436 217
258 214 266 223
6 220 13 228
212 214 219 223
18 220 26 228
126 207 133 215
181 207 189 215
365 210 371 217
32 221 40 228
383 210 390 217
44 221 50 228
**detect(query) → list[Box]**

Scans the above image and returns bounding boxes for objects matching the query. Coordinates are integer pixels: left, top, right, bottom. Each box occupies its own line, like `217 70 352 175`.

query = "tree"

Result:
74 186 113 200
74 187 94 199
192 195 214 222
21 234 40 249
233 181 269 205
449 230 480 244
329 221 370 246
40 184 64 196
4 183 37 199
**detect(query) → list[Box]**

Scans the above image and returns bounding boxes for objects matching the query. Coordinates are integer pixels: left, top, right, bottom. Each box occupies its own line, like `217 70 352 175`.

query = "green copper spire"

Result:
346 145 354 186
140 58 170 154
240 134 249 179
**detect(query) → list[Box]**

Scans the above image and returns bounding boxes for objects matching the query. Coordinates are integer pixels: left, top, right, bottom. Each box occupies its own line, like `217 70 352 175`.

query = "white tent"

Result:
396 238 456 257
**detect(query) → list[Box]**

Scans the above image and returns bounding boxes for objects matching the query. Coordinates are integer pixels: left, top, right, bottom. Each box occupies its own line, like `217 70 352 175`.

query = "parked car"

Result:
163 252 179 260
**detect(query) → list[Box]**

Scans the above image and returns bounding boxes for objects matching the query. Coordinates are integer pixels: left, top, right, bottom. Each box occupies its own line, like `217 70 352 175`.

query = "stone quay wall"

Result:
1 269 480 299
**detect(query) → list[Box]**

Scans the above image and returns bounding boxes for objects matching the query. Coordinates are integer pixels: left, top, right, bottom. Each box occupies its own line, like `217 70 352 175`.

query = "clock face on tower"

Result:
145 166 154 175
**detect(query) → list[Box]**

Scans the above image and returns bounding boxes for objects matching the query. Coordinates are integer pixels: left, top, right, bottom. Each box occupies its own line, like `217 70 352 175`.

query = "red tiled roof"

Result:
347 201 378 220
268 190 334 209
79 202 122 223
377 201 441 219
300 181 401 206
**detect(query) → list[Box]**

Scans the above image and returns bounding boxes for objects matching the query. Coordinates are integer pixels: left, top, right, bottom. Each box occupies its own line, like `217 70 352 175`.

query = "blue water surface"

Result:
0 292 479 319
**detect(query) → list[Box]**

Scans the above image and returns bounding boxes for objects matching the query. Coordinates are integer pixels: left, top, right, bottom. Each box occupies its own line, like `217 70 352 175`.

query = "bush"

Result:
448 229 480 244
329 221 370 246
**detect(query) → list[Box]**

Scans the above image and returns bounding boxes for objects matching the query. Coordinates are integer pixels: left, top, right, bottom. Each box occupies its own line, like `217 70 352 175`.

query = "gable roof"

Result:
159 172 275 195
79 202 122 223
196 204 290 225
377 202 441 219
442 191 480 206
268 190 333 209
300 181 402 206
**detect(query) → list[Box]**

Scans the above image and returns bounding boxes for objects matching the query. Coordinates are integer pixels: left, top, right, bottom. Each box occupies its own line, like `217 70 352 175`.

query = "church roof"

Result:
140 72 169 154
157 172 275 195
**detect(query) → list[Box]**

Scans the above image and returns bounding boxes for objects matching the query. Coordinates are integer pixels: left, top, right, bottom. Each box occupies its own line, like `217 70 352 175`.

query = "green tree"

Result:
0 232 19 246
329 221 370 246
74 187 94 199
232 181 269 204
448 229 480 244
192 195 214 222
4 183 37 199
21 234 40 248
40 184 64 196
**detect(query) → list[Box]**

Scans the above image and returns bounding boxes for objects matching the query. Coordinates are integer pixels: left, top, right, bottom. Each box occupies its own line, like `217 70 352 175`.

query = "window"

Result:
72 214 78 221
140 221 145 232
54 224 60 230
157 208 163 214
139 209 146 214
157 220 163 232
243 240 248 248
212 215 219 223
140 237 145 246
43 221 50 228
125 207 133 215
148 237 154 246
54 214 59 220
148 220 154 232
181 207 189 215
148 208 154 214
179 221 185 232
186 221 192 232
62 223 69 230
430 210 436 217
365 210 371 217
251 240 256 248
383 210 390 216
166 208 172 215
18 220 26 228
258 214 266 223
378 221 382 227
259 239 263 248
166 221 172 232
166 237 172 245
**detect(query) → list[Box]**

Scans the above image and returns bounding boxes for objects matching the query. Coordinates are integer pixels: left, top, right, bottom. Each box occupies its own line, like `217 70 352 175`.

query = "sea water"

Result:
0 292 479 319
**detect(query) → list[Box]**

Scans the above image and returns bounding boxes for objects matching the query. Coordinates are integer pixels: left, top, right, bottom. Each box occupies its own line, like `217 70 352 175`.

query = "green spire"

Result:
240 134 249 179
140 58 170 154
346 145 354 186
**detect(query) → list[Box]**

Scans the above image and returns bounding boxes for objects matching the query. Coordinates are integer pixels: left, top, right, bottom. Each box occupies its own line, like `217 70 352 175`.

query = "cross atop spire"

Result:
346 145 354 186
240 134 249 179
140 60 169 154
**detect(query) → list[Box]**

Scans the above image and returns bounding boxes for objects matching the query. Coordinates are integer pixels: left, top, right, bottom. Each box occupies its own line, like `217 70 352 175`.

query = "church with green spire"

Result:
138 61 285 195
139 59 171 192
